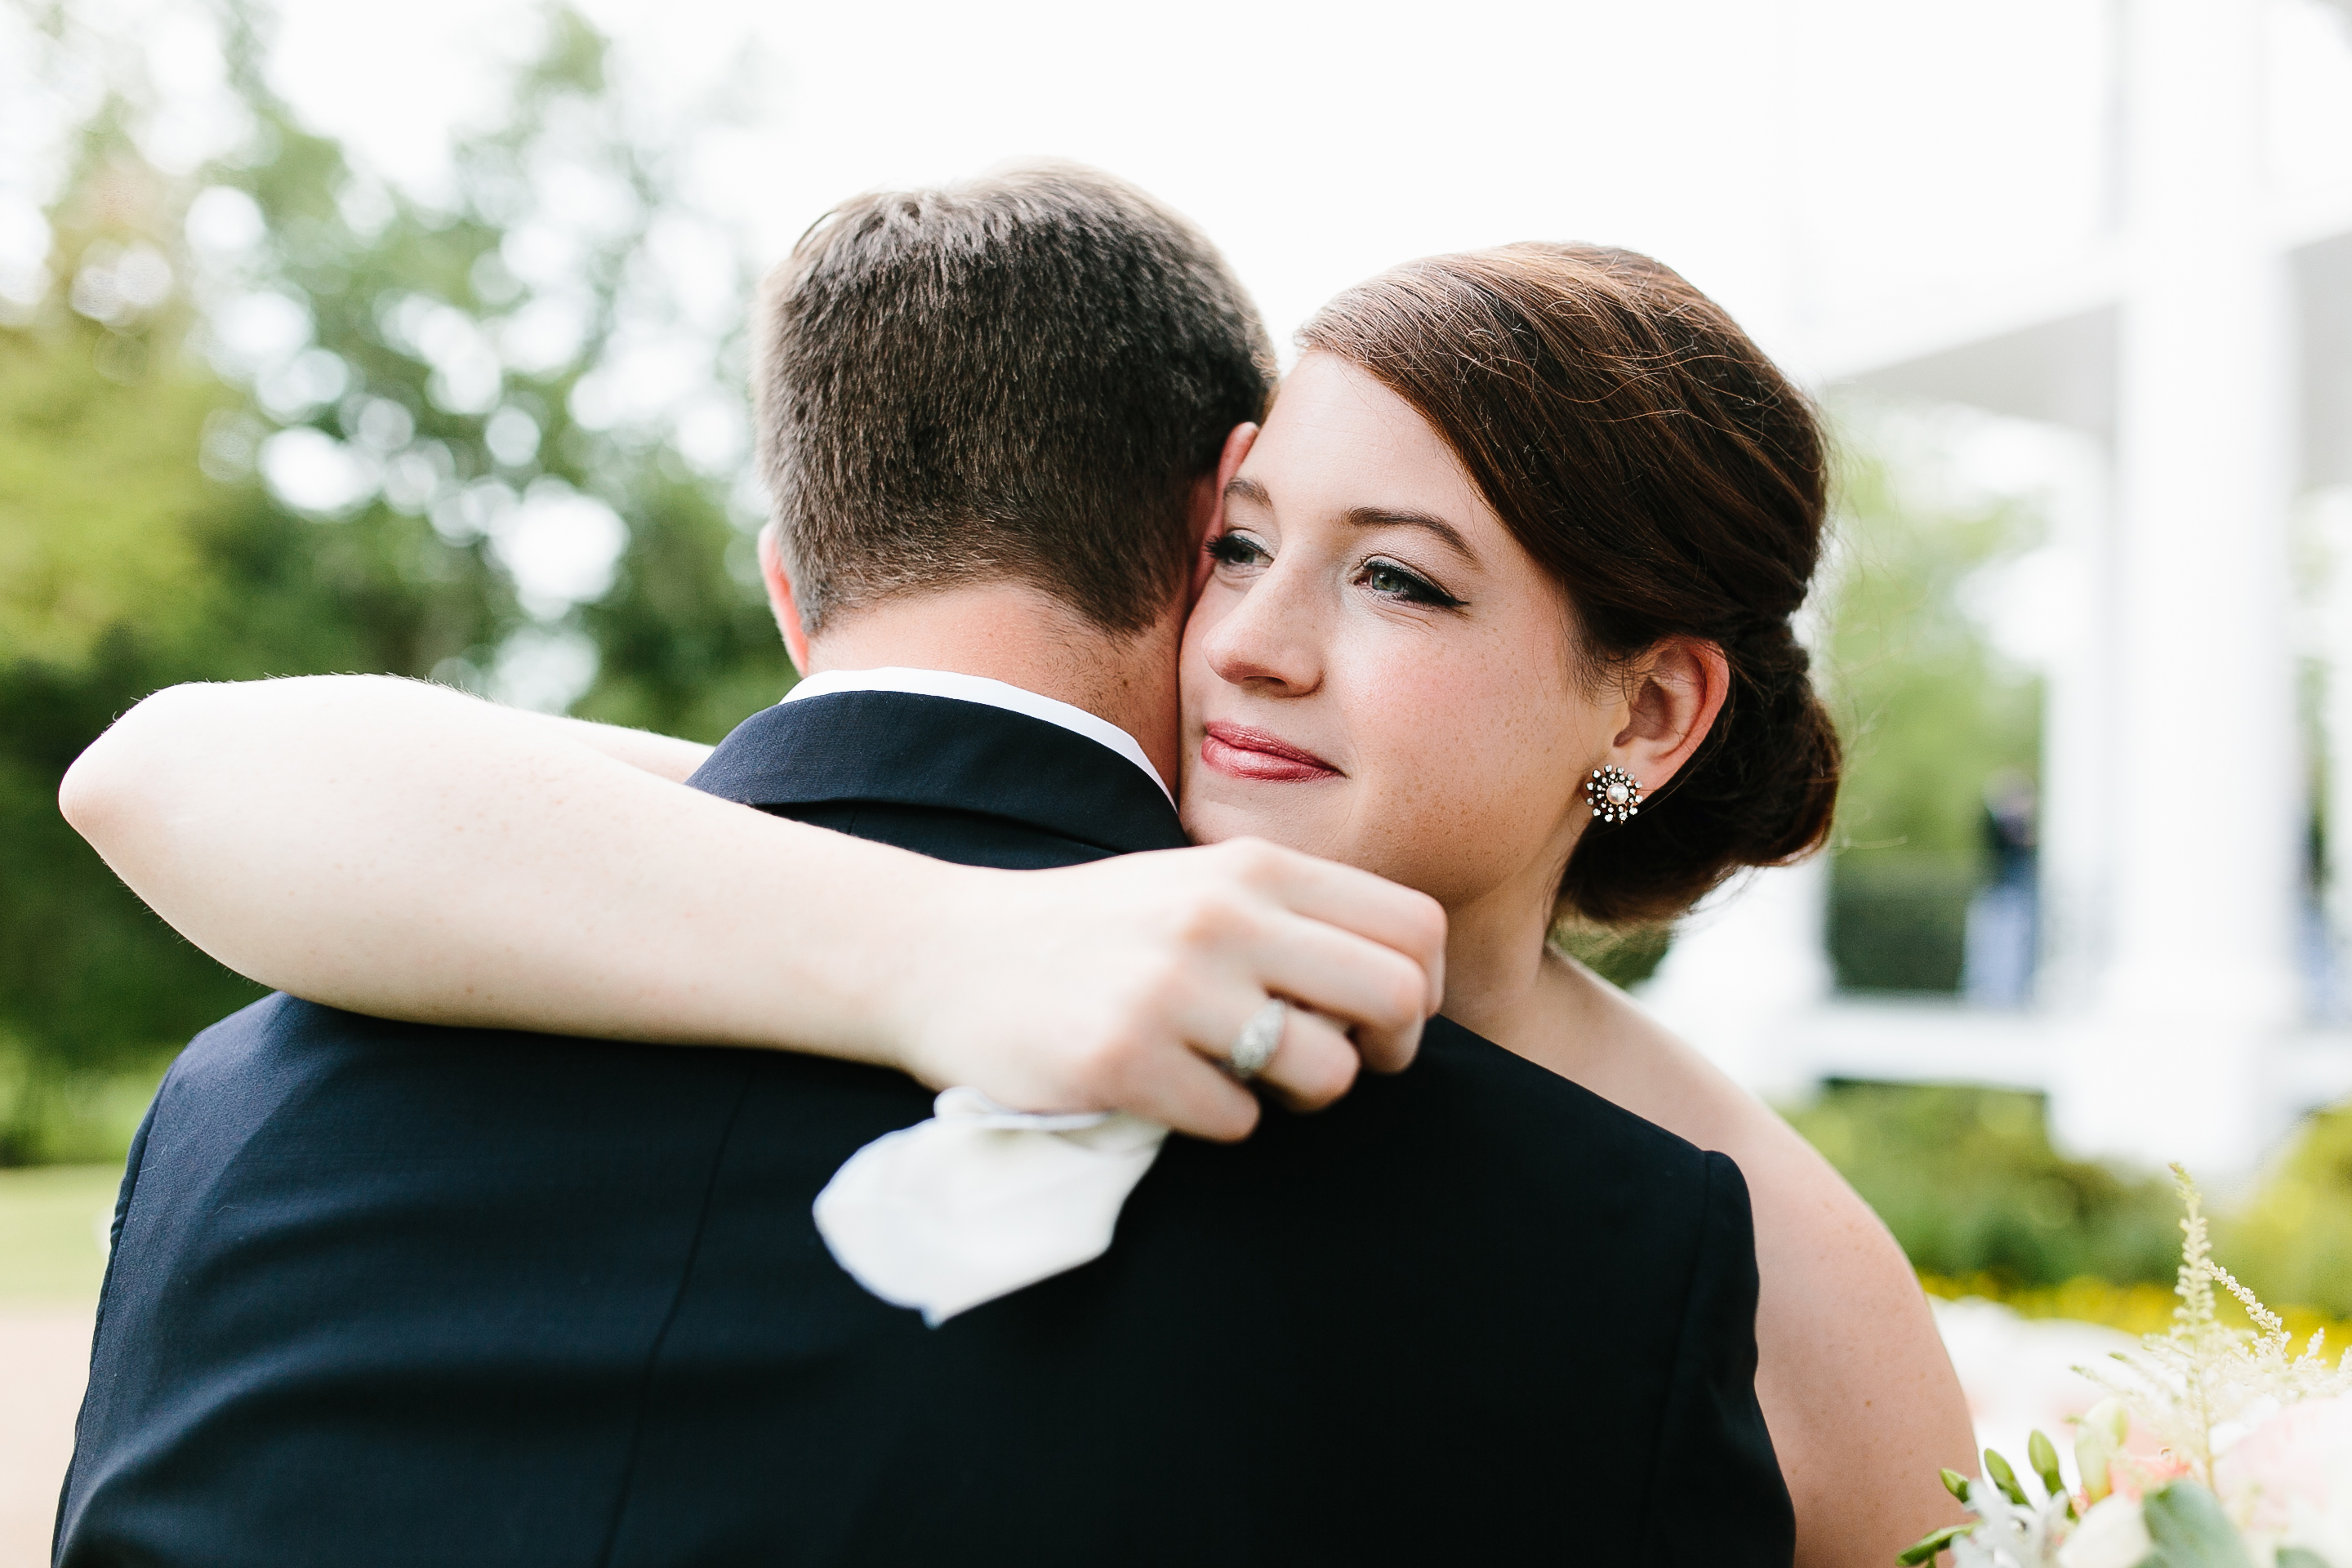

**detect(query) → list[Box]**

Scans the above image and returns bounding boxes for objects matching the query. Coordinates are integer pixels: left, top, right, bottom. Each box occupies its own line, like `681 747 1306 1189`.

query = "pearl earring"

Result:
1585 764 1646 825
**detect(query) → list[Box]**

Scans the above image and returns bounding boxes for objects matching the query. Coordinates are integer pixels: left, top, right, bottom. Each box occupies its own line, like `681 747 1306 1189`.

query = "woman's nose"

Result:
1201 564 1325 695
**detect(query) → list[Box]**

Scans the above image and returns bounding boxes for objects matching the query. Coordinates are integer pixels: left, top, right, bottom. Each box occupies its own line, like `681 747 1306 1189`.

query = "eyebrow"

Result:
1223 476 1275 510
1223 477 1479 566
1343 507 1477 565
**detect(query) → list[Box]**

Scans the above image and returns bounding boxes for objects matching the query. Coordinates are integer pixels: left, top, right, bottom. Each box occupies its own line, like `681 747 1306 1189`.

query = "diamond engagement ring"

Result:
1225 997 1288 1081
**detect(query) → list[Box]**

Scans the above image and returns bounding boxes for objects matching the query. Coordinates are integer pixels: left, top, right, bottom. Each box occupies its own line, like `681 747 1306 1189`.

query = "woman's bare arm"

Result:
60 676 1446 1141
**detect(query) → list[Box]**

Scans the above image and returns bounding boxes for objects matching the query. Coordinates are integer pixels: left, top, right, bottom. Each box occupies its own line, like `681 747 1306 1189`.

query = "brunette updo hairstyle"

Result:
1298 243 1840 926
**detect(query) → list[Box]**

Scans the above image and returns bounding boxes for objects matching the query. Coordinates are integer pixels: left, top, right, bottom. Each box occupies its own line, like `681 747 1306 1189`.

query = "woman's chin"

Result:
1176 789 1342 860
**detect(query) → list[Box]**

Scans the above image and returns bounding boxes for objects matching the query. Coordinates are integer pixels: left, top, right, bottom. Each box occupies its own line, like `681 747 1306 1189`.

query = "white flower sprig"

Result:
1901 1169 2352 1567
2076 1167 2352 1489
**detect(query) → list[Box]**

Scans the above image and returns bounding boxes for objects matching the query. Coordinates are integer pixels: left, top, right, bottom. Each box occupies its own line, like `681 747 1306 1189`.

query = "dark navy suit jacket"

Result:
57 692 1793 1566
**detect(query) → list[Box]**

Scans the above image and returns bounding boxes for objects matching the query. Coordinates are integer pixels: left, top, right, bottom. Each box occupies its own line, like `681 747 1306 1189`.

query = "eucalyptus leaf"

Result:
2141 1483 2255 1568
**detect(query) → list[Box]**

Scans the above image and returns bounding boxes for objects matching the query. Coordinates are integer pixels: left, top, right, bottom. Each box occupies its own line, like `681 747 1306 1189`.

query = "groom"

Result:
59 167 1793 1564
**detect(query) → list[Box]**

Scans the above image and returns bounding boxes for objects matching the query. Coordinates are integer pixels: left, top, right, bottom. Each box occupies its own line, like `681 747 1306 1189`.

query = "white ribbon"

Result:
812 1088 1170 1326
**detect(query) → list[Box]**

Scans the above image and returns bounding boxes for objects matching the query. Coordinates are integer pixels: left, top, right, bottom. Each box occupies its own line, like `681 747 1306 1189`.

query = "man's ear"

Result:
1610 637 1731 791
1187 422 1260 604
758 521 813 677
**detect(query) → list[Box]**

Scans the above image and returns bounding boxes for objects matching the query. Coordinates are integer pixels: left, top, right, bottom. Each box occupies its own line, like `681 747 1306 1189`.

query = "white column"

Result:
2033 432 2119 1015
2319 489 2352 1011
1638 859 1835 1102
2056 0 2305 1173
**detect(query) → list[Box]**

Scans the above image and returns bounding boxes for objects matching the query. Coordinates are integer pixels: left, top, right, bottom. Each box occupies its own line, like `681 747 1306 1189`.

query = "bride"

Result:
67 240 1975 1563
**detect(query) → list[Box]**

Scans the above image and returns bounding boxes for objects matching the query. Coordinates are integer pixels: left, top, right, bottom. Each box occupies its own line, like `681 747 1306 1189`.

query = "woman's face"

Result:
1178 352 1615 916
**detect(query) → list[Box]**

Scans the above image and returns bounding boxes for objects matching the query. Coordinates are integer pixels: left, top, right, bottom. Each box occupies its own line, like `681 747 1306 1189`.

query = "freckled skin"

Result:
1177 353 1977 1568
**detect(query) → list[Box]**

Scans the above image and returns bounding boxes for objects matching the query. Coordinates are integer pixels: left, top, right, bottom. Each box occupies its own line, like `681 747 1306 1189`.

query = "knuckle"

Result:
1207 1095 1260 1143
1294 1048 1349 1096
1169 891 1241 949
1118 964 1190 1026
1288 1034 1358 1109
1318 1049 1361 1102
1406 894 1448 954
1385 960 1427 1022
1073 1034 1145 1106
1218 835 1281 884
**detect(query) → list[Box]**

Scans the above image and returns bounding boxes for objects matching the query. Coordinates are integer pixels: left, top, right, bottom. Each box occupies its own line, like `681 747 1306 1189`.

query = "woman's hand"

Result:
60 677 1444 1142
897 839 1446 1140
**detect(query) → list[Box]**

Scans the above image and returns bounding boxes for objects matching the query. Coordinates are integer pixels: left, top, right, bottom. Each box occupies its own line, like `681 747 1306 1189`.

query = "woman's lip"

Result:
1200 722 1343 782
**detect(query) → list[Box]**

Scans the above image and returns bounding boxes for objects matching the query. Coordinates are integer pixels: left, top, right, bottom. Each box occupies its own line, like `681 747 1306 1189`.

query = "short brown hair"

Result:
753 166 1275 636
1300 243 1841 926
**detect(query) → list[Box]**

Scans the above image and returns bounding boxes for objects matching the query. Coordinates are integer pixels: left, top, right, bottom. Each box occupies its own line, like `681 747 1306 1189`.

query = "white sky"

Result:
243 0 2352 368
7 0 2347 372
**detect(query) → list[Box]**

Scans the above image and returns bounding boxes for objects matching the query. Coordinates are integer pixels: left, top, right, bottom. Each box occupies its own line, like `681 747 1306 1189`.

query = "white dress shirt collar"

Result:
780 666 1172 803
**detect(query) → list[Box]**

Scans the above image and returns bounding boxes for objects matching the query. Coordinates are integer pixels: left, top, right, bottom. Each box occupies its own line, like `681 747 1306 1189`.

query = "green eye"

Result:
1363 559 1461 607
1209 532 1268 567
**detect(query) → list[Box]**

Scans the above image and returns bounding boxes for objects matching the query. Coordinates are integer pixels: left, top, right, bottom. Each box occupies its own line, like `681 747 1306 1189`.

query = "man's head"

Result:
752 164 1275 653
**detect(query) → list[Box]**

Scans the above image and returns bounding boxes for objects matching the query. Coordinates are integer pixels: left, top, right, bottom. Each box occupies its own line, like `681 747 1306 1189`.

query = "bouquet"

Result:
1906 1169 2352 1568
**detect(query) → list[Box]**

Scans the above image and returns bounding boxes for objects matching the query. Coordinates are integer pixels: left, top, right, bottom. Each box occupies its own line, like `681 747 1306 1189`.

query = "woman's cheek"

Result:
1371 641 1538 790
1174 608 1227 736
1342 662 1536 893
1472 649 1585 826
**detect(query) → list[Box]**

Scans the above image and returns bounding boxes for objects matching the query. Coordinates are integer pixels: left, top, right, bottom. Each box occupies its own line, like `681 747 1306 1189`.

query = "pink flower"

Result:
2105 1450 2190 1504
2216 1394 2352 1535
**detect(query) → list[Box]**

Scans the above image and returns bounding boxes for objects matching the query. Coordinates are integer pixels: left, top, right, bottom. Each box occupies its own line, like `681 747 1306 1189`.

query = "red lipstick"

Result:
1200 722 1343 783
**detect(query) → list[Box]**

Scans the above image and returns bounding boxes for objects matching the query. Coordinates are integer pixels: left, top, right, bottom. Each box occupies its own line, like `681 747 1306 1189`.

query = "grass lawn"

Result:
0 1165 120 1304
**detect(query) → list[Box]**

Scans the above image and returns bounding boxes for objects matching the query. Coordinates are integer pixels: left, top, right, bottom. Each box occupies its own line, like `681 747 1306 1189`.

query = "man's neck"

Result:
803 585 1184 787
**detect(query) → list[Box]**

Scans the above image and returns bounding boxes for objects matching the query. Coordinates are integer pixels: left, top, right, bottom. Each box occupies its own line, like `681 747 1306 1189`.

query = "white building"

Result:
1647 0 2352 1177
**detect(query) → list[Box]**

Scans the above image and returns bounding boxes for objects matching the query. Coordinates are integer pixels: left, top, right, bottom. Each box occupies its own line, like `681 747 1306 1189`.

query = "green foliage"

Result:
1824 1085 2352 1347
1826 860 1976 993
1820 416 2047 866
1818 407 2045 991
2220 1102 2352 1319
199 4 791 740
1786 1083 2183 1287
1917 1432 2078 1565
2025 1429 2064 1499
2141 1481 2256 1566
0 2 789 1161
0 1164 120 1303
1553 922 1673 991
1896 1523 1969 1566
573 457 795 744
1982 1446 2028 1507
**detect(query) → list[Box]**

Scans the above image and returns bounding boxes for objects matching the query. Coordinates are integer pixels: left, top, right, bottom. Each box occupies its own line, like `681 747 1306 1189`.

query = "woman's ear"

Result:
1610 638 1731 791
758 521 813 677
1187 422 1260 604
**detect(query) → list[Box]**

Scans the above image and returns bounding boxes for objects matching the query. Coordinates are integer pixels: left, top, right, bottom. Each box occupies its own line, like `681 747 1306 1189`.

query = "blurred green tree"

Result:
0 0 787 1161
1786 1082 2182 1287
1817 408 2046 991
2220 1103 2352 1317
